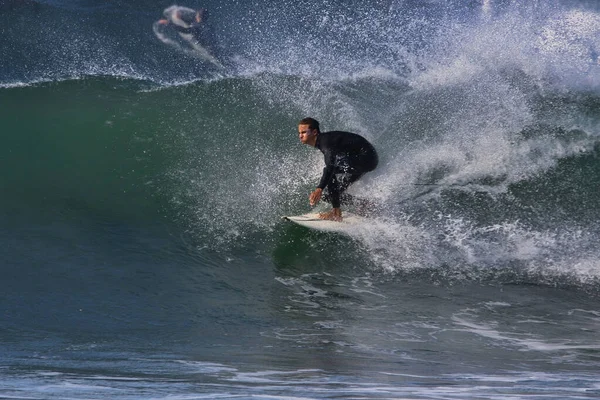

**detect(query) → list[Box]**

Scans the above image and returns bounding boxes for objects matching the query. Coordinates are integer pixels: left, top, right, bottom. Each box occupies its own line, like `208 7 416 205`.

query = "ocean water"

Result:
2 0 600 398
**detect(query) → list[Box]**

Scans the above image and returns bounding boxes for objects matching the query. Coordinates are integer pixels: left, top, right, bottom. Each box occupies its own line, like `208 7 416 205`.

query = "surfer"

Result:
158 7 207 42
298 117 378 222
155 6 222 66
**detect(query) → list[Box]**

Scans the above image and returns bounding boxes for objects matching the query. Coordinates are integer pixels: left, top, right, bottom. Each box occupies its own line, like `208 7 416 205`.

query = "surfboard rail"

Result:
282 212 367 234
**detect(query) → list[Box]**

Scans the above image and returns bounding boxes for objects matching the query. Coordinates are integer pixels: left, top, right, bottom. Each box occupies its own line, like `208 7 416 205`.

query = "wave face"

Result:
5 0 600 287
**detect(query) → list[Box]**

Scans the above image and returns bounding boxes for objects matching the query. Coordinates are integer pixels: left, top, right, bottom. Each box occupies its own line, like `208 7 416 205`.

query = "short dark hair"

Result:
298 117 320 132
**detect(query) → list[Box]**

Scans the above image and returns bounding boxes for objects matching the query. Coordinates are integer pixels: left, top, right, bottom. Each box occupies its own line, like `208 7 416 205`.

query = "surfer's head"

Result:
298 117 320 146
299 117 320 132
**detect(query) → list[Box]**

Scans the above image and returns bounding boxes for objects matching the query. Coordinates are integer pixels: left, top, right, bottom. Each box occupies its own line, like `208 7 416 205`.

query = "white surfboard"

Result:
282 212 368 234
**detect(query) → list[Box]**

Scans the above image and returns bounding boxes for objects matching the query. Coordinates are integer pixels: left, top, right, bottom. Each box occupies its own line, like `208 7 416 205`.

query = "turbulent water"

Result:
2 0 600 398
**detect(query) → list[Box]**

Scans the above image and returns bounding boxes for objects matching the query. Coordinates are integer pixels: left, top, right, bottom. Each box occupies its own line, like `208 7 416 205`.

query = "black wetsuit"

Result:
315 131 378 209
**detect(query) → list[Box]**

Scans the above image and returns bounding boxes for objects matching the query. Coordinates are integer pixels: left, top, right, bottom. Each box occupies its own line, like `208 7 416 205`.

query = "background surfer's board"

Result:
282 212 367 234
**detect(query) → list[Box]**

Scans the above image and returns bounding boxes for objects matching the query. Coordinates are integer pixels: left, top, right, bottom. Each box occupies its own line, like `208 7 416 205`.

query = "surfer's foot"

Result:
319 209 342 222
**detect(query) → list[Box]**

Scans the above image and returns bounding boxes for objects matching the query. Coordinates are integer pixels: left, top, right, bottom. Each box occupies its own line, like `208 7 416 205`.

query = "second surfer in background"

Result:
298 117 378 222
154 5 223 68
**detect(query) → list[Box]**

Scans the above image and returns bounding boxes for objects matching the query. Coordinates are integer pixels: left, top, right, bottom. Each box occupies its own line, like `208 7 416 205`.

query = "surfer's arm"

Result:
317 150 336 189
317 165 334 189
311 151 335 206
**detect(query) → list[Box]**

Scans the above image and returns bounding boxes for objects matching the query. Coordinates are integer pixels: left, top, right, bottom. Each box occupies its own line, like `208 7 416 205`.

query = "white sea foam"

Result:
157 0 600 291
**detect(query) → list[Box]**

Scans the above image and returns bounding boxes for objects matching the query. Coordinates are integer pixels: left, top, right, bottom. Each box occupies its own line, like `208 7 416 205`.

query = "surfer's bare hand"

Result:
158 19 169 24
309 188 322 206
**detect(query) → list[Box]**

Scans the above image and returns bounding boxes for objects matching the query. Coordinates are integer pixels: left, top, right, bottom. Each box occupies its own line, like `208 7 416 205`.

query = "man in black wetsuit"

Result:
298 117 378 221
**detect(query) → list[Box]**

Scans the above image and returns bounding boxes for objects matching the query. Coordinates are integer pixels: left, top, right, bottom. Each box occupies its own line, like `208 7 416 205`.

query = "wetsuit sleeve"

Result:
317 149 336 189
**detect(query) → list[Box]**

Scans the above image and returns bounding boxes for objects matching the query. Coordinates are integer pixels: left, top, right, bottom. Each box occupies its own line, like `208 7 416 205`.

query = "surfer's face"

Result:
298 124 317 145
